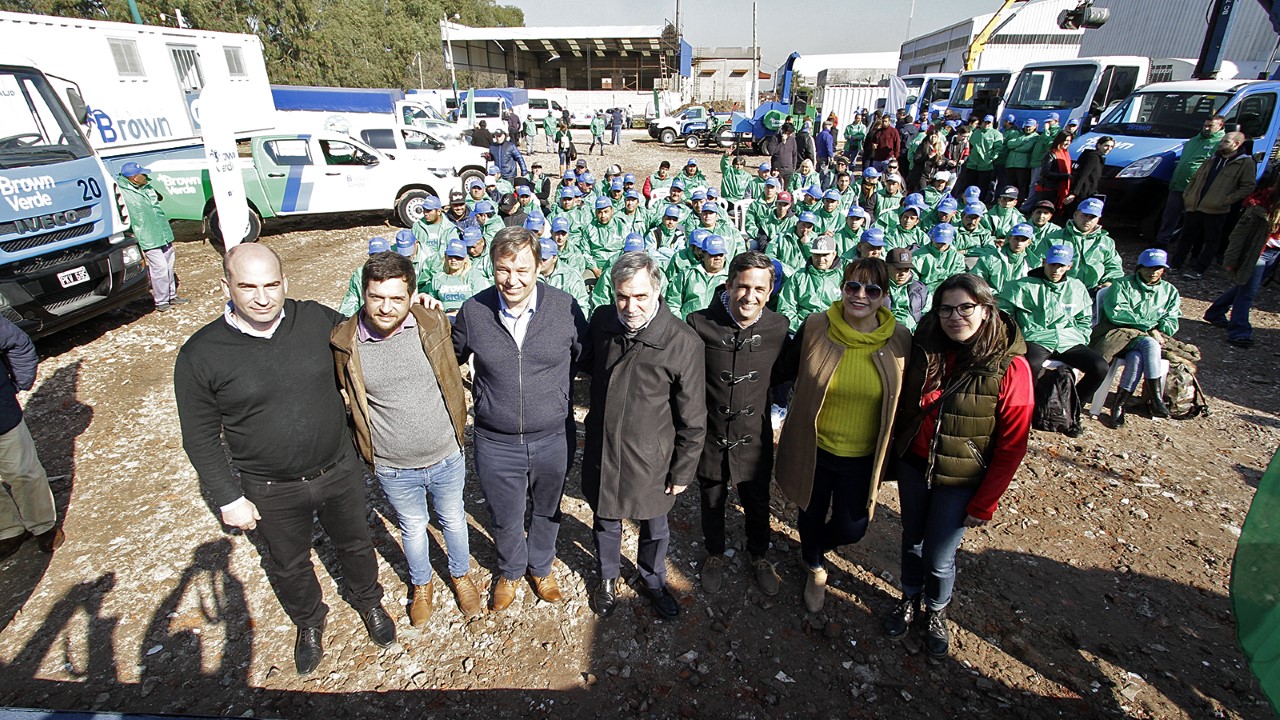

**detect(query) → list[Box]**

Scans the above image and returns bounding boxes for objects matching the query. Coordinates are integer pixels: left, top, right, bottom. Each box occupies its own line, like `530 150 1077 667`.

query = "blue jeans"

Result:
896 457 978 612
1206 247 1280 341
375 451 470 586
1118 336 1164 392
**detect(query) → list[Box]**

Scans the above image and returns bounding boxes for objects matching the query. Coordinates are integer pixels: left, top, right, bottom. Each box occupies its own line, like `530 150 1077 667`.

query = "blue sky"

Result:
506 0 1012 67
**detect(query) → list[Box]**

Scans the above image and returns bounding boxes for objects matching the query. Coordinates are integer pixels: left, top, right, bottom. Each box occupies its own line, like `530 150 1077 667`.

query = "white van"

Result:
527 90 566 120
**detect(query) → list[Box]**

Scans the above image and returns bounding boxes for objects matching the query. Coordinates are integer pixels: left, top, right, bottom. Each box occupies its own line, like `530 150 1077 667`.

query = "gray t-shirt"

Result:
359 327 459 468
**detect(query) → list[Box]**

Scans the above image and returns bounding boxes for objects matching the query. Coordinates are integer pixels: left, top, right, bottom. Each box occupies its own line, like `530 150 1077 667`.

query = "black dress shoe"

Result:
883 593 920 639
642 584 679 619
294 622 324 675
0 531 30 561
590 578 618 617
360 605 396 648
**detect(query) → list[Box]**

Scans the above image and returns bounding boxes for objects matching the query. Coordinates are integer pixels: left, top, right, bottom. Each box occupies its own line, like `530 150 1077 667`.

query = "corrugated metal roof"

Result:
1081 0 1279 65
444 22 666 42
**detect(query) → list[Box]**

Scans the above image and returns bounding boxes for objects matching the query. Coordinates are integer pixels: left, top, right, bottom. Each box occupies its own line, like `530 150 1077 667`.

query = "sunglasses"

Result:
843 281 883 300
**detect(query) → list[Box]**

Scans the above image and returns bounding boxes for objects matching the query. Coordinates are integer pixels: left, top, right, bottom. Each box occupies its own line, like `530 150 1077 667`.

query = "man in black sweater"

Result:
173 244 394 676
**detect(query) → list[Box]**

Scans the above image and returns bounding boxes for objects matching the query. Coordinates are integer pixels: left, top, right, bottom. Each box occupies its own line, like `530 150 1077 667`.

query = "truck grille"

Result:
8 247 96 275
0 223 95 254
41 285 100 315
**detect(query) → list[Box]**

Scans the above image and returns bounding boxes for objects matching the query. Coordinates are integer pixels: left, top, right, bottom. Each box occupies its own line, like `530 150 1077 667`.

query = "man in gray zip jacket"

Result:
452 227 589 611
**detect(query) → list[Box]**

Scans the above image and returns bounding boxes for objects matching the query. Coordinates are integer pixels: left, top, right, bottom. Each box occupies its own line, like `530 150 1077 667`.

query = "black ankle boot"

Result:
1145 378 1170 418
1106 389 1132 427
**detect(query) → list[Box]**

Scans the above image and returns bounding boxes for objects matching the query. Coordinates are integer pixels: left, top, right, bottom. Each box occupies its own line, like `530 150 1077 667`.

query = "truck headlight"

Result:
1116 156 1162 179
122 246 142 265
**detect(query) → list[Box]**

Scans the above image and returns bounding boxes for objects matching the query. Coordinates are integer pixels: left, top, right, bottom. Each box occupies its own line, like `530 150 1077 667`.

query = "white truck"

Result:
271 85 462 141
353 125 488 187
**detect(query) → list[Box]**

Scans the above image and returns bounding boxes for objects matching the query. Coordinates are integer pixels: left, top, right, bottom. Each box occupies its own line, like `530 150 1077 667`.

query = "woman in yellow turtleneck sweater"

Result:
775 258 912 613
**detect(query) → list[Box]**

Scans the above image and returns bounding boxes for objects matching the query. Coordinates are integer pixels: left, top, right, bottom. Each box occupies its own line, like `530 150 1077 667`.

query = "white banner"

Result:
199 80 250 248
885 76 909 117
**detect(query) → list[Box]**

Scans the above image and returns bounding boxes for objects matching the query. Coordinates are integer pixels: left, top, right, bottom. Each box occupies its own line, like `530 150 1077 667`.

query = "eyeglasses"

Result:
937 303 981 318
843 281 883 300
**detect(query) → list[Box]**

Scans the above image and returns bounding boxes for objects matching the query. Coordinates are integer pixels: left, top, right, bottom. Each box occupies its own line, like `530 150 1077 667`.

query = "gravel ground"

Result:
0 128 1276 719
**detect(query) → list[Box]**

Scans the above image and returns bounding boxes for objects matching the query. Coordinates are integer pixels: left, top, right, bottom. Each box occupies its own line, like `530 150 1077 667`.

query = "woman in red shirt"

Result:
882 273 1034 658
1035 131 1074 212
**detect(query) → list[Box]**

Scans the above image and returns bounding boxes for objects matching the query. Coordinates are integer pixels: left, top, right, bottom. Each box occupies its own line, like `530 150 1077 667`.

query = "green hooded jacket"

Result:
423 266 489 311
1057 221 1123 289
998 270 1092 351
776 263 843 333
1170 129 1226 192
720 155 749 201
965 126 1002 171
117 177 174 250
577 216 627 270
665 263 728 319
981 204 1025 239
1098 272 1181 336
1003 130 1040 170
952 224 995 257
971 244 1031 294
540 260 590 313
912 243 968 294
883 221 928 251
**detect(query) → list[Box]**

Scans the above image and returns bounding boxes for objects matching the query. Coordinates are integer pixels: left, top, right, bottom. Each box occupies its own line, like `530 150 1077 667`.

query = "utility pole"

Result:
442 17 460 111
905 0 917 42
751 0 759 110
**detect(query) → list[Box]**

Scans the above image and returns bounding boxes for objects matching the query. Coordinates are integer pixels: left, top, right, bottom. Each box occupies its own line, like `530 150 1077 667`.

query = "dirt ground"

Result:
0 129 1277 719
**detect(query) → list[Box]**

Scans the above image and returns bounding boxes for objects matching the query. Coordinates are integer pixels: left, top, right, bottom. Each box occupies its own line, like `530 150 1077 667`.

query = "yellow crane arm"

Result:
965 0 1026 72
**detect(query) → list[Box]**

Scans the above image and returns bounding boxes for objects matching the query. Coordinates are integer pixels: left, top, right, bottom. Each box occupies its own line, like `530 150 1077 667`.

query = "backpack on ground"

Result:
1164 361 1210 419
1033 366 1081 435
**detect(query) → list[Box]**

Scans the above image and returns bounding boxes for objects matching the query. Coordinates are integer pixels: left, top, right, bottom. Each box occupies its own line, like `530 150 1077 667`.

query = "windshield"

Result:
459 100 502 119
950 73 1011 109
1091 91 1233 139
407 104 446 123
903 78 923 90
1008 65 1097 110
0 69 93 168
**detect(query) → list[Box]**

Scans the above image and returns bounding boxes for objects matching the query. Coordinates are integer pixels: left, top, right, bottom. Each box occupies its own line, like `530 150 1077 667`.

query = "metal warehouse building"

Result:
441 21 688 91
898 0 1085 74
1079 0 1279 78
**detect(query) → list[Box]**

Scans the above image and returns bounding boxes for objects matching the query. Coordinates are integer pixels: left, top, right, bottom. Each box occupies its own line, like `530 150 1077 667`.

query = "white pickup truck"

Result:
355 126 488 188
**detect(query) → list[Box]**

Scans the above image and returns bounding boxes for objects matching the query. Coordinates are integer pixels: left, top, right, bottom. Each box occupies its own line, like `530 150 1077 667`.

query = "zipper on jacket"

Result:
517 347 525 444
966 440 988 470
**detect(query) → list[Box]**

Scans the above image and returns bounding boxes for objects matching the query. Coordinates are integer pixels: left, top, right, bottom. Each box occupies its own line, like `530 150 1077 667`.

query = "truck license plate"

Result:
57 266 90 289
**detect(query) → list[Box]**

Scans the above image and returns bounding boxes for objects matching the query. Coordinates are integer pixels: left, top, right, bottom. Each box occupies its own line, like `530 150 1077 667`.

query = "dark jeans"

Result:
472 430 570 580
1206 247 1280 341
955 167 994 204
1025 342 1109 400
1171 211 1229 271
240 448 384 629
1154 190 1185 248
896 456 977 611
798 449 873 568
593 514 670 591
1006 167 1032 202
699 462 771 558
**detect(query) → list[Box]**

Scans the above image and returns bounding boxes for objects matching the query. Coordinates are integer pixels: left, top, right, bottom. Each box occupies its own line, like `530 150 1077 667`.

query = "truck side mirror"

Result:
362 153 380 166
65 87 88 125
1254 151 1267 164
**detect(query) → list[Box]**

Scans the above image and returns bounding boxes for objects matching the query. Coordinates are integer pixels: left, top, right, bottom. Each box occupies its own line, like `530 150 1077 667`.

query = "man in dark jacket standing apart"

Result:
1062 135 1113 221
452 227 588 612
686 252 788 596
771 123 800 189
488 129 527 180
582 252 707 619
0 317 60 560
1173 131 1257 278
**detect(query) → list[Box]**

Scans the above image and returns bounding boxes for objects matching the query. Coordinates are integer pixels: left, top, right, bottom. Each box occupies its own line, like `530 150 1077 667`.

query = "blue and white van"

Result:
901 73 957 119
1071 78 1280 234
947 69 1017 122
1005 57 1152 131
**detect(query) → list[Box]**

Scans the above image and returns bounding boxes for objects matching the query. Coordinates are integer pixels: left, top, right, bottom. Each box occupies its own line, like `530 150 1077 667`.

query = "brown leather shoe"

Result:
451 573 482 617
36 527 64 553
408 582 434 626
527 571 564 603
491 576 517 612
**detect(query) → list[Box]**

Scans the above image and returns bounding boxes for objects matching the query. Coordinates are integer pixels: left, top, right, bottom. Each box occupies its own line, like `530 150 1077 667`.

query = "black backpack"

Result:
1033 366 1081 435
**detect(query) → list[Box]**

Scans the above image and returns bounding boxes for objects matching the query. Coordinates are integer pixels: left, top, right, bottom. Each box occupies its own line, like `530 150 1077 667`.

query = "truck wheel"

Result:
759 135 778 157
716 127 736 148
684 135 700 150
206 207 262 255
659 128 676 145
396 189 434 227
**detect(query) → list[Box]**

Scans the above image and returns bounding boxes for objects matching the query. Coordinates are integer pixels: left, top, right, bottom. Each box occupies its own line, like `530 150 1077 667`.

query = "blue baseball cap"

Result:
473 200 495 215
806 185 823 199
861 227 886 247
559 187 575 199
1138 248 1169 268
524 214 546 231
765 177 781 188
623 233 645 252
663 205 682 219
551 217 570 234
982 114 995 123
671 177 686 190
964 201 987 217
487 164 500 174
394 229 416 256
368 236 390 254
689 228 710 248
702 234 728 256
700 201 719 213
936 197 959 214
905 192 924 207
444 238 467 258
691 188 707 201
1045 244 1074 265
758 161 771 172
1078 197 1105 216
422 195 443 210
461 226 483 246
538 237 558 260
1047 112 1060 122
624 189 640 200
623 173 637 184
562 169 576 181
847 205 868 218
685 157 698 166
1021 118 1038 128
706 187 720 199
467 178 485 189
610 179 624 191
863 167 881 180
577 173 595 184
1005 114 1016 123
930 223 956 245
823 189 841 202
569 187 584 198
594 196 613 210
515 185 532 197
798 211 818 225
945 119 960 129
1009 223 1035 239
963 186 982 201
120 161 150 177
